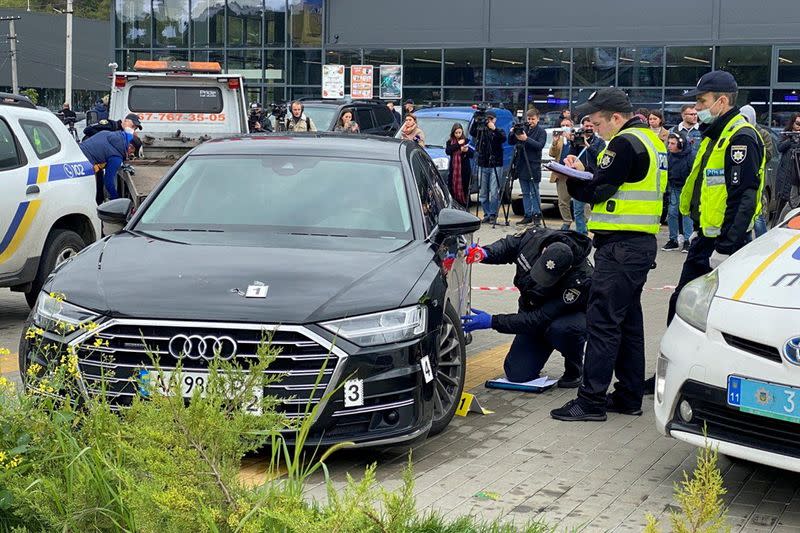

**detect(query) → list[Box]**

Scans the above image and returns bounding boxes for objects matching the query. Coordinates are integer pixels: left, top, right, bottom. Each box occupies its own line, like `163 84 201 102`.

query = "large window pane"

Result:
154 0 190 47
403 88 441 108
153 49 189 61
265 0 286 45
527 89 570 127
325 49 361 88
289 86 321 100
735 89 770 125
443 88 482 107
625 89 665 122
191 49 224 68
573 48 616 86
289 0 322 47
778 49 800 84
290 50 321 85
716 46 771 86
117 0 152 48
364 49 400 68
403 50 442 86
485 88 525 114
228 0 262 47
228 50 262 83
444 49 482 86
120 49 152 71
666 46 712 86
264 49 285 84
664 89 696 126
485 49 525 86
191 0 224 48
618 47 663 87
772 90 800 129
529 48 570 86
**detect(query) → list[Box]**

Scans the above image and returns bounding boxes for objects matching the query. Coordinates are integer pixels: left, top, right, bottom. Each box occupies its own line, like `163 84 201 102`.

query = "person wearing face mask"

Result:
549 88 667 422
79 129 134 204
666 71 765 325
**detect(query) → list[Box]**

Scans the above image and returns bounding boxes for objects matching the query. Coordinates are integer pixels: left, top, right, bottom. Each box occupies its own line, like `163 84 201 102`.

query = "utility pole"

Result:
0 16 21 94
65 0 73 106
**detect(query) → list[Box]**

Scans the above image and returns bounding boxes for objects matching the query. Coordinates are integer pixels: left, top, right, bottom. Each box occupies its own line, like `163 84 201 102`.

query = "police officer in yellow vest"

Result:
666 71 765 324
550 88 667 422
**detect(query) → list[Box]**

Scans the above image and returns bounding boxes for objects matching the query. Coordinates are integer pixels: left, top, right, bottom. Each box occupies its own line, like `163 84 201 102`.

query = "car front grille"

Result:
671 380 800 458
721 332 783 364
71 319 346 419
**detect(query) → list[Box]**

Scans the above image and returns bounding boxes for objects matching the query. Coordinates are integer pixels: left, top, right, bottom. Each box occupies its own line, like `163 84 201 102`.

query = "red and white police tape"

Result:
471 285 676 292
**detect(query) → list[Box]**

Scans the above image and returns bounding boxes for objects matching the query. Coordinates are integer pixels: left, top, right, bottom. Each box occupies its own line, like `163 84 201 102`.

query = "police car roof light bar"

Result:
0 92 36 109
133 60 223 74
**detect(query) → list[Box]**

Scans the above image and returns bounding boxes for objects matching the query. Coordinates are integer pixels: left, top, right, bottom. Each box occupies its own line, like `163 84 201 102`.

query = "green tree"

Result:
0 1 111 20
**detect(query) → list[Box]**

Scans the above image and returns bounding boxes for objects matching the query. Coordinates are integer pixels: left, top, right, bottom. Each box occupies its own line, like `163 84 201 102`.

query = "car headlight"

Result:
321 306 427 347
32 292 99 333
432 157 449 171
675 270 718 332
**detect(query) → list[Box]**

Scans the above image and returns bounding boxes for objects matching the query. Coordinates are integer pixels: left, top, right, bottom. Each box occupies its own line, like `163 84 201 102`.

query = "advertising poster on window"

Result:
351 65 374 99
322 64 345 99
380 65 402 100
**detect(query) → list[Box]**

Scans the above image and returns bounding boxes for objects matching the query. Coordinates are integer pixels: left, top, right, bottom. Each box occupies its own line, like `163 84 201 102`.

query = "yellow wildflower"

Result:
0 376 14 392
26 363 42 377
0 347 10 356
49 292 66 302
0 451 7 463
81 322 100 332
6 456 22 469
93 338 105 348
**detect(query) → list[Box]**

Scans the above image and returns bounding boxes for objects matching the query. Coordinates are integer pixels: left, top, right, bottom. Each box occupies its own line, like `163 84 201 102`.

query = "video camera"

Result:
472 102 490 127
570 126 594 148
511 109 526 136
269 103 287 120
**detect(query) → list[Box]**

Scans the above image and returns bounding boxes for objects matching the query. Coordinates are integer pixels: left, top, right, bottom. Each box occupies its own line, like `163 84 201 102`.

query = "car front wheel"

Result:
429 304 466 436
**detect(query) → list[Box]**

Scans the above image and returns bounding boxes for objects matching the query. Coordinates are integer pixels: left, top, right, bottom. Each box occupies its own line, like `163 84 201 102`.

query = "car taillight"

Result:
114 76 126 88
227 78 240 90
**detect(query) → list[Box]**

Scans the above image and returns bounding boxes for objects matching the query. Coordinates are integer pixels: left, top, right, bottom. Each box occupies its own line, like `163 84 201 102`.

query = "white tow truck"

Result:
106 60 249 204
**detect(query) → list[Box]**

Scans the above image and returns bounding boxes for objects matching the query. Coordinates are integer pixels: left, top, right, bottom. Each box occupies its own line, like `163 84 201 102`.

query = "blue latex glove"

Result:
461 308 493 333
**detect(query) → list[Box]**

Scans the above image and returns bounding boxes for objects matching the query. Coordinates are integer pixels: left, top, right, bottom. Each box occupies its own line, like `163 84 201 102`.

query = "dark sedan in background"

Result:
20 134 480 447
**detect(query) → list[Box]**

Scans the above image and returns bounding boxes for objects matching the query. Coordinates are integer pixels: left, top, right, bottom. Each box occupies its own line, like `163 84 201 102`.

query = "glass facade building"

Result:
115 1 800 127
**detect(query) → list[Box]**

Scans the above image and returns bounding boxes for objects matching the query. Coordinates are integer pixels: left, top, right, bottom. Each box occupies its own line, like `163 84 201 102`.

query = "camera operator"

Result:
509 108 547 226
569 116 606 234
470 109 507 224
248 102 271 132
283 101 317 132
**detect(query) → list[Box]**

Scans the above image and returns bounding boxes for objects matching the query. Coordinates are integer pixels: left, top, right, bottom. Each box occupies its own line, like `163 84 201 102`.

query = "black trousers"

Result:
667 234 716 325
577 234 657 410
503 312 586 383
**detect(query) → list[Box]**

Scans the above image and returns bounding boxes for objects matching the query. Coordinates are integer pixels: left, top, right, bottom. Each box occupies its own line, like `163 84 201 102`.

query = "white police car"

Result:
656 208 800 472
0 94 99 307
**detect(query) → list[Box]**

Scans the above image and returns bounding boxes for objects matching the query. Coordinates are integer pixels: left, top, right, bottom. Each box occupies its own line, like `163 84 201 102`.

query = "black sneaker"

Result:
643 375 656 395
532 214 543 227
489 215 497 224
557 373 582 388
550 399 607 422
662 240 679 251
516 216 532 225
606 396 643 416
481 215 491 223
681 241 690 253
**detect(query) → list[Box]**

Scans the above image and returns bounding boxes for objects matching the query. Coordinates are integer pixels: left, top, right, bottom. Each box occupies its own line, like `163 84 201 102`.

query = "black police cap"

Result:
684 70 738 97
574 88 633 117
530 242 574 288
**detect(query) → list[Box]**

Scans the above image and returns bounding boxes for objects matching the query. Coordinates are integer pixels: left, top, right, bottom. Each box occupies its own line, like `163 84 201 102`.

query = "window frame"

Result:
18 119 61 160
0 116 27 171
127 85 224 113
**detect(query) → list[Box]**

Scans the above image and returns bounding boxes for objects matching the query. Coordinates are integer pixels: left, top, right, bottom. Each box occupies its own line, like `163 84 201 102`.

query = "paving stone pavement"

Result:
3 208 800 530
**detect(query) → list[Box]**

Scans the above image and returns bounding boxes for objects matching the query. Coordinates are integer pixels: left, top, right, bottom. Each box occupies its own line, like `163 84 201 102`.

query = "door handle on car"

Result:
25 185 40 195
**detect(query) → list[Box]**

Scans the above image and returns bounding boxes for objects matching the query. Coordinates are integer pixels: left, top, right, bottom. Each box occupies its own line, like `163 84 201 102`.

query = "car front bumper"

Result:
656 298 800 472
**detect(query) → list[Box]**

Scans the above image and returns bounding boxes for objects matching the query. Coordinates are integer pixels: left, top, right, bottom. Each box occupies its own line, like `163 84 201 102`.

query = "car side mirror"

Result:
435 208 481 243
98 198 132 236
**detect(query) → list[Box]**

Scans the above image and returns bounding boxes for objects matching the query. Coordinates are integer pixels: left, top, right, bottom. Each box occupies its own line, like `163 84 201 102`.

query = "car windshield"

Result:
301 105 337 130
398 116 464 148
136 155 413 241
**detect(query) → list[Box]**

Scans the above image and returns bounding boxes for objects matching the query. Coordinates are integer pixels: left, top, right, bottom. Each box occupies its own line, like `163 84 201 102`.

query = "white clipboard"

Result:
546 162 594 181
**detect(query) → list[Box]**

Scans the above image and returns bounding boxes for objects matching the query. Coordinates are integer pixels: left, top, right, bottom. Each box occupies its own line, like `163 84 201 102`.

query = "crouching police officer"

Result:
461 227 593 387
551 88 666 422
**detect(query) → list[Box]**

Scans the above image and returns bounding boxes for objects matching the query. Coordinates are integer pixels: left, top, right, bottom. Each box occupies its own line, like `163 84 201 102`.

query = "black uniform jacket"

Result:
483 228 594 335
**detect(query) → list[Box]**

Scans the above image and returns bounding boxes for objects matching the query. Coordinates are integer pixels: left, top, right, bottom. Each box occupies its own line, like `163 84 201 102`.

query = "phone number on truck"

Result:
138 113 226 122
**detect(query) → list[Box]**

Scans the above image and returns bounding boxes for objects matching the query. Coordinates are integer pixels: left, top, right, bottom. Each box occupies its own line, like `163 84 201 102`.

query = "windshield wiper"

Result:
125 229 188 245
162 228 225 233
289 231 349 238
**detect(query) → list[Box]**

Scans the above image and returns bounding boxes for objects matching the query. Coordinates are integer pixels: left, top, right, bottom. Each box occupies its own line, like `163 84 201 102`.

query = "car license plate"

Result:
727 375 800 424
139 369 262 415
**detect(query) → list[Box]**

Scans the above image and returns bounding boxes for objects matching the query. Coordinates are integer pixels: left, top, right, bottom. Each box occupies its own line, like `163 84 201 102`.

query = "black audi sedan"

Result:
19 134 480 447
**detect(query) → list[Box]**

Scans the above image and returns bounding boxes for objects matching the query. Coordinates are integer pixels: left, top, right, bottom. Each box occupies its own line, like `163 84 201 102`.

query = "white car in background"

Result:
656 209 800 472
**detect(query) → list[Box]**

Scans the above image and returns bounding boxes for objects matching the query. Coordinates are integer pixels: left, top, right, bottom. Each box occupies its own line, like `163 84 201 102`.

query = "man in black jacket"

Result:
470 110 507 223
663 131 695 252
509 108 548 226
461 228 592 387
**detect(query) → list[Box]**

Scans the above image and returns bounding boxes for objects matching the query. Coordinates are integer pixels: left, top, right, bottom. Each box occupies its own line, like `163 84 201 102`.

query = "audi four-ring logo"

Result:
168 334 238 360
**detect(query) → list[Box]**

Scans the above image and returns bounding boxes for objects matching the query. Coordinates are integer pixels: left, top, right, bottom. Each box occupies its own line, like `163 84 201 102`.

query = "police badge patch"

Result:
731 145 747 164
563 288 580 304
599 151 616 169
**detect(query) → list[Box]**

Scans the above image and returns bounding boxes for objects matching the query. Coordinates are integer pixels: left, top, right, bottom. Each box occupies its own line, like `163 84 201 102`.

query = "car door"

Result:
372 106 398 136
0 115 32 276
354 107 377 135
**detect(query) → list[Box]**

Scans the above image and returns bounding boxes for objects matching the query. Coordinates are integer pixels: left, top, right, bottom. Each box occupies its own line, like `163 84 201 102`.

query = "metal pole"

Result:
65 0 73 106
8 19 18 94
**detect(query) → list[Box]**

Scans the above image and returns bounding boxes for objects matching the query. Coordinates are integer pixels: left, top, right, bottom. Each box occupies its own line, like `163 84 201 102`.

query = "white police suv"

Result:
0 94 99 307
656 208 800 472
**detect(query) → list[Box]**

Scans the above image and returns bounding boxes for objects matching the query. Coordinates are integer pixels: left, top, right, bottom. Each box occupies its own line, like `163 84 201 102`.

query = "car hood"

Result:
715 226 800 309
47 232 430 323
